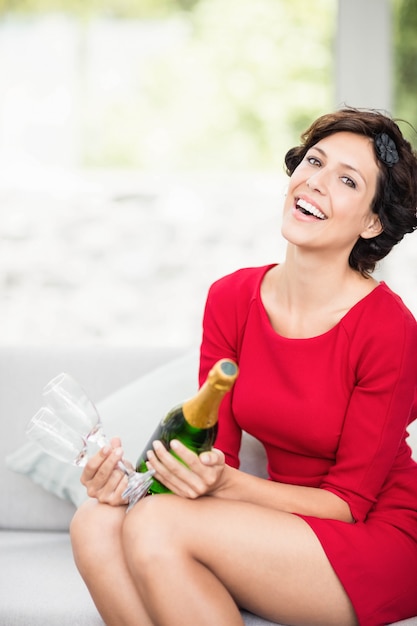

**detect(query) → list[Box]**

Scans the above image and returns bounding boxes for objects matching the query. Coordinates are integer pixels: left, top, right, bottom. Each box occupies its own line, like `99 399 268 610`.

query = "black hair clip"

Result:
374 133 399 167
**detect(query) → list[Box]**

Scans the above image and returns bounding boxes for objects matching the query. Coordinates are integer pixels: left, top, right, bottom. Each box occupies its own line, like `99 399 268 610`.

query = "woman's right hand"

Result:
80 437 129 506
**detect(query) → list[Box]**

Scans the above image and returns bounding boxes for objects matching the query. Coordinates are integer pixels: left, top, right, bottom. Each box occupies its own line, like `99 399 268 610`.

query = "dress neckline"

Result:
257 264 385 341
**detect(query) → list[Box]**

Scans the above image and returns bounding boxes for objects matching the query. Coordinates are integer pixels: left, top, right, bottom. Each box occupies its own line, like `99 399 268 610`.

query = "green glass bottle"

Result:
135 358 239 494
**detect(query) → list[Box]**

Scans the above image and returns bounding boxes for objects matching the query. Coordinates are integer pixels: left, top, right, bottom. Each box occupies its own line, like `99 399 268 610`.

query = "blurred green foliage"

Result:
0 1 332 170
4 0 415 167
79 0 335 170
0 0 201 17
1 0 161 17
393 0 417 145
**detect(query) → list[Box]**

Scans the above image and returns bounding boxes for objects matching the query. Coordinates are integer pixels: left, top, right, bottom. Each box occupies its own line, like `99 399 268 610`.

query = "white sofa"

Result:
1 346 416 626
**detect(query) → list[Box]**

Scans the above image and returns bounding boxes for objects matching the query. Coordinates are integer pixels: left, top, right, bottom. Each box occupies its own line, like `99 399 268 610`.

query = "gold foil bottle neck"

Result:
183 359 239 429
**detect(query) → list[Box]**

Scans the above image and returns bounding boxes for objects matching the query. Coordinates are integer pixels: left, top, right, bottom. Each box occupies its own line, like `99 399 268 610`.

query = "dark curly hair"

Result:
284 107 417 276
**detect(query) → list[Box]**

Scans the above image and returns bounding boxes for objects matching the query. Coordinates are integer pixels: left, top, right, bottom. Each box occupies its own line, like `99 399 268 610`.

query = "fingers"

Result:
199 447 225 466
81 437 125 484
81 444 128 506
146 440 225 499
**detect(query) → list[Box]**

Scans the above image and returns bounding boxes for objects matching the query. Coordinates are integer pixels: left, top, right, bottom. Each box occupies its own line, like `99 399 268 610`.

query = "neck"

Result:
278 244 362 310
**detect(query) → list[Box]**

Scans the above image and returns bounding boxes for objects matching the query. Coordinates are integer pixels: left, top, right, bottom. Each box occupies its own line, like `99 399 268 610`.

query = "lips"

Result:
295 198 327 220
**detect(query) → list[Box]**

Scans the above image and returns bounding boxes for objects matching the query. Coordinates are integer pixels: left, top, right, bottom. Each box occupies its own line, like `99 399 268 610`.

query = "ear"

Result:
360 214 383 240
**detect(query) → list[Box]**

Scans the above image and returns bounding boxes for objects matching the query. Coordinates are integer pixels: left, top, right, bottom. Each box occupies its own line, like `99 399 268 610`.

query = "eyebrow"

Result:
310 146 366 185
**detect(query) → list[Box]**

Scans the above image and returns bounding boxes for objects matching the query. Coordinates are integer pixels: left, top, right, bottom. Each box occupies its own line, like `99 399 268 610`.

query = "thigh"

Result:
127 495 357 626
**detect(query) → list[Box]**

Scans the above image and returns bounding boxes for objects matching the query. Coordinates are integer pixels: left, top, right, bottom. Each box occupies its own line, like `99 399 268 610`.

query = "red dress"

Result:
199 265 417 626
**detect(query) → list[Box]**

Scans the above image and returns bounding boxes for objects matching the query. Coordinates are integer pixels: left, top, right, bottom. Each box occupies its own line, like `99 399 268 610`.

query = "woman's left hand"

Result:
145 439 226 499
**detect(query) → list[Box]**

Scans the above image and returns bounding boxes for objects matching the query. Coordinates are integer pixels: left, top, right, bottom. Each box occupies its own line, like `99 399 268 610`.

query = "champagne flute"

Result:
31 372 155 509
26 407 89 467
42 372 141 479
42 373 107 446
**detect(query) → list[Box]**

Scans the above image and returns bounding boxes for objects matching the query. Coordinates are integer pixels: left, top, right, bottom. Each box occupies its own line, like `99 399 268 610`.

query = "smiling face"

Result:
281 131 383 261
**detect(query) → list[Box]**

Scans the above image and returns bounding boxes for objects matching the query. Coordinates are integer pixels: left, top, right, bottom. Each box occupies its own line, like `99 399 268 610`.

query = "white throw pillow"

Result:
5 352 199 507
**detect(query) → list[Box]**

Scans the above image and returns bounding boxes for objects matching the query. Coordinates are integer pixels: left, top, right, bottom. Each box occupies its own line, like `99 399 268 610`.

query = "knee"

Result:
70 498 100 551
122 495 184 570
70 498 124 574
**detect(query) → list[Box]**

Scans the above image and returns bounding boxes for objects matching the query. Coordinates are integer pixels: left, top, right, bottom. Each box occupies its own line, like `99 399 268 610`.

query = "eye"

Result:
341 175 356 189
307 155 321 167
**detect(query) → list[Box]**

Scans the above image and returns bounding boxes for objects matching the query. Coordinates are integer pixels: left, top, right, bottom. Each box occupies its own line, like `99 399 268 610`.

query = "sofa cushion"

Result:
0 531 104 626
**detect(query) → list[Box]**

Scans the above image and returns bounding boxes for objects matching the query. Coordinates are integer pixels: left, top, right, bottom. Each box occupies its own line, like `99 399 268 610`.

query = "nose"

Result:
306 170 327 194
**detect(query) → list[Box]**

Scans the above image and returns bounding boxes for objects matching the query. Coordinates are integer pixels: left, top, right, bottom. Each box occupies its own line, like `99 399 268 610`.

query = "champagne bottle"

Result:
135 358 239 494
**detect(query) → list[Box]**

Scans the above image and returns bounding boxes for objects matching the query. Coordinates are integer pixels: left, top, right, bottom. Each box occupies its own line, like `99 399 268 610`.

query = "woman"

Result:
70 108 417 626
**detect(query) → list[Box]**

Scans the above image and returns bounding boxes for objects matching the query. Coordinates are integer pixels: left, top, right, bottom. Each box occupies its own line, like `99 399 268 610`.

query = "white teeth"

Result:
296 198 326 220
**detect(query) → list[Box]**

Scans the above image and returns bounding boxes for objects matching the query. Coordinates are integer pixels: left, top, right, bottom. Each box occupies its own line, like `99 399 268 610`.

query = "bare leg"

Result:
122 495 358 626
70 499 154 626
